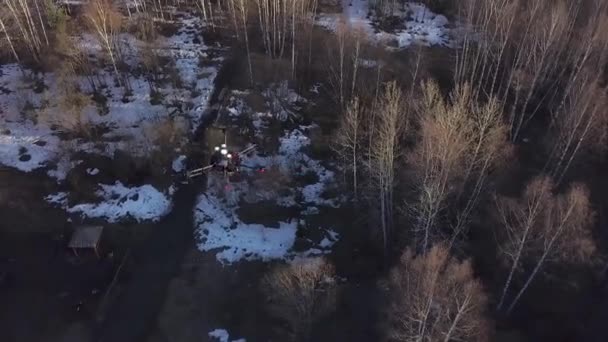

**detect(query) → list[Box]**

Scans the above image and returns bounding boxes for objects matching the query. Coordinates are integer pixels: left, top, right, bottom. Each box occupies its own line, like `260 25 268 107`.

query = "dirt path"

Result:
97 57 237 342
97 183 200 342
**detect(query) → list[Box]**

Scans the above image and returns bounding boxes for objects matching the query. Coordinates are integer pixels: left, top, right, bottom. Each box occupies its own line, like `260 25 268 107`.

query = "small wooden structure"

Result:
68 226 104 258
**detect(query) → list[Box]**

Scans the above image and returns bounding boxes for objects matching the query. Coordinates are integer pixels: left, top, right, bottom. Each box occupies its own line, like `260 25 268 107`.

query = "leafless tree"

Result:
262 258 337 341
386 244 490 342
253 0 318 67
369 82 408 252
3 0 51 61
231 0 253 84
407 81 472 252
196 0 215 27
84 0 124 82
334 97 363 199
451 85 511 244
406 81 510 251
456 0 608 142
544 65 608 185
495 176 595 315
327 21 368 108
0 12 20 63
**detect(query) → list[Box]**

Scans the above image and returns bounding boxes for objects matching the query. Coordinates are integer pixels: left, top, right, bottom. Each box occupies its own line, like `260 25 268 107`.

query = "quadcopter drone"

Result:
186 129 263 180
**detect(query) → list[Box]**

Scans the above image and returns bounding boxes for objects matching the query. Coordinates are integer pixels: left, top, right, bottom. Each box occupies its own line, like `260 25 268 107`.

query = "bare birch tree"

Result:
451 85 511 244
386 244 490 342
262 258 337 342
334 97 363 199
406 81 510 251
253 0 318 69
369 82 408 252
84 0 124 82
495 176 595 315
544 37 608 185
4 0 51 61
0 11 20 63
234 0 253 84
408 81 472 252
327 21 367 108
456 0 608 141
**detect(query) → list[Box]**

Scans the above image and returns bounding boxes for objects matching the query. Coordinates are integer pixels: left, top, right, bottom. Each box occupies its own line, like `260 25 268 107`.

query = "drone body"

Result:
186 129 260 181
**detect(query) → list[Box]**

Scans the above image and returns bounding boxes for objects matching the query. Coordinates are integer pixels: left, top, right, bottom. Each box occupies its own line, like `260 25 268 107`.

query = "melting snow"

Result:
45 192 68 206
319 229 340 248
47 157 83 181
208 329 245 342
0 14 221 179
172 155 187 173
195 125 341 264
318 0 451 48
0 118 61 172
195 191 298 264
46 182 172 223
244 129 340 208
87 168 100 176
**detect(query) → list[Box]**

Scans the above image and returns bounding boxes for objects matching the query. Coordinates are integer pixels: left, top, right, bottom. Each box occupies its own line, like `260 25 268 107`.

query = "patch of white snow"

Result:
87 168 100 176
172 155 187 173
58 182 172 223
195 192 297 264
208 329 245 342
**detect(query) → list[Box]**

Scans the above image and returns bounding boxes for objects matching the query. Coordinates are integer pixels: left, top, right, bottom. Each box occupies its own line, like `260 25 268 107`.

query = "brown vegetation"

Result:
84 0 124 82
495 176 595 314
456 0 608 142
386 244 490 342
262 258 338 341
406 81 509 251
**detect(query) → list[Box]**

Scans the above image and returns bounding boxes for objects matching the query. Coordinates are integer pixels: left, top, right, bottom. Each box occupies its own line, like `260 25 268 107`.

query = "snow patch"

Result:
317 0 451 48
0 13 222 178
172 155 187 173
195 90 342 265
47 182 172 223
47 156 81 181
243 129 340 208
87 168 100 176
208 329 246 342
195 190 297 264
320 229 340 248
0 120 61 172
45 192 68 206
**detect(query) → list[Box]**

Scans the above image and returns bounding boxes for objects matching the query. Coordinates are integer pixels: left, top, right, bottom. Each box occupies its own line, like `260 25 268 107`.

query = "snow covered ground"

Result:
0 13 224 225
318 0 451 48
244 128 342 209
46 182 172 223
172 155 187 172
194 172 339 264
195 188 298 264
0 14 220 179
194 88 341 265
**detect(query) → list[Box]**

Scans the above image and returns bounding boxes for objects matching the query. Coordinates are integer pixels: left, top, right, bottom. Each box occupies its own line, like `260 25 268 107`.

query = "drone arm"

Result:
239 144 257 155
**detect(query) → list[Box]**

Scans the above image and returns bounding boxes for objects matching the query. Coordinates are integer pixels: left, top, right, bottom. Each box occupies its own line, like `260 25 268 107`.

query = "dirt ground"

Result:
150 248 275 342
0 169 111 342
